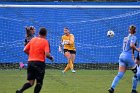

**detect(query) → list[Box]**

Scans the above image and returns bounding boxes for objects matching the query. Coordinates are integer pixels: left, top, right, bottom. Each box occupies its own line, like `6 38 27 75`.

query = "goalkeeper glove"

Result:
62 41 69 45
59 46 63 53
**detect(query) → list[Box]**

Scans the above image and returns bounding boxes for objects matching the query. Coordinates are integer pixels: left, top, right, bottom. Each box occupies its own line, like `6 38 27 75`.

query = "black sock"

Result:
111 87 114 91
20 82 32 92
34 83 42 93
132 66 137 74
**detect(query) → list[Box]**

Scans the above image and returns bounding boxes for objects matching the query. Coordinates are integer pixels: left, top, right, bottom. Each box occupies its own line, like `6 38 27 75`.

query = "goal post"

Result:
0 3 140 69
1 4 140 8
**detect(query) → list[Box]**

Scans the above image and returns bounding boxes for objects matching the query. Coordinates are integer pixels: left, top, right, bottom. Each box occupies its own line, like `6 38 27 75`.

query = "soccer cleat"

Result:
131 90 138 93
24 64 28 68
108 88 114 93
19 62 24 69
62 70 65 74
16 90 22 93
71 69 76 73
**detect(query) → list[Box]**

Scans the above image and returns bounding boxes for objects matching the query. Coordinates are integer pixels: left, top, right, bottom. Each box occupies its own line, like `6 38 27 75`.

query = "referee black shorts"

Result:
64 49 76 54
27 61 46 81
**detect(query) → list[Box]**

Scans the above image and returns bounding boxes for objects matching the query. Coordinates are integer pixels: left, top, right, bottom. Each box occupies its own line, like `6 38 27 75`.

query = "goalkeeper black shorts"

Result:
27 61 45 81
64 49 76 54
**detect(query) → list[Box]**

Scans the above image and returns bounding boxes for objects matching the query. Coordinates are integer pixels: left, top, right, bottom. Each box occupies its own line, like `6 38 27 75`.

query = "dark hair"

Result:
29 26 35 30
39 27 47 36
129 25 136 34
25 26 35 37
64 27 69 30
25 27 31 37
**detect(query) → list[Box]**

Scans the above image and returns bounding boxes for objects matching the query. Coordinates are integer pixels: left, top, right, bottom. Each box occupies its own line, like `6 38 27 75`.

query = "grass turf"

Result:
0 69 139 93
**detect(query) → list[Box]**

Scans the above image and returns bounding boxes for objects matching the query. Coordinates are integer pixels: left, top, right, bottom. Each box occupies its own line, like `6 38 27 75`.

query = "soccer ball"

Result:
107 30 115 37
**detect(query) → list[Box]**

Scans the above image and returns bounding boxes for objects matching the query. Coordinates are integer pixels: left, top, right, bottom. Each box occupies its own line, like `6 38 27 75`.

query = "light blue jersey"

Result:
119 34 137 67
122 34 137 54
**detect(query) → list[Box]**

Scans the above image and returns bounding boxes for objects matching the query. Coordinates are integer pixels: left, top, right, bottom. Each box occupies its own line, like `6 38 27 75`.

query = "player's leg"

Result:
63 64 70 73
34 79 44 93
108 59 126 93
70 53 76 73
68 54 73 70
34 62 45 93
16 62 35 93
63 51 71 73
131 56 140 93
130 62 137 76
16 80 35 93
131 76 138 93
108 66 126 93
131 53 139 74
69 57 74 72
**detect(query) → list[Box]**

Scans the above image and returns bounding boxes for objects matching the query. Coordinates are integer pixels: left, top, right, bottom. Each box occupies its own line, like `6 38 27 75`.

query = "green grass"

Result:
0 69 139 93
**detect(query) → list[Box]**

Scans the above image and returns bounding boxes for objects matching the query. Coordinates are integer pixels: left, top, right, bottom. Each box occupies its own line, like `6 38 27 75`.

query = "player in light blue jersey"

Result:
108 25 140 93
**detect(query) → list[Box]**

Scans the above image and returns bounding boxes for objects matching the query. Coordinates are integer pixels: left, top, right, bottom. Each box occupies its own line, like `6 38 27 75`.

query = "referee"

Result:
16 27 53 93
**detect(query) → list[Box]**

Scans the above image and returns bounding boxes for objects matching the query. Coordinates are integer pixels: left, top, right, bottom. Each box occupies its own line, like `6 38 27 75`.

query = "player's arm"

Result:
60 37 63 47
130 37 140 52
24 27 31 46
59 37 63 52
131 43 139 51
24 38 28 46
45 41 54 61
60 36 67 45
132 48 135 60
132 40 139 60
69 34 74 44
23 42 30 55
46 52 53 61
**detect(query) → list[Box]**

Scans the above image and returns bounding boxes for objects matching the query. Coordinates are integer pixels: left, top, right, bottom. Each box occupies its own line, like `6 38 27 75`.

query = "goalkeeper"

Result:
59 27 76 73
19 26 36 69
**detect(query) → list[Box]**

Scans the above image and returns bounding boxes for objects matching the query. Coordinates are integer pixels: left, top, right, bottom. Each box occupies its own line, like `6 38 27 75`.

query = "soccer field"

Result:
0 69 139 93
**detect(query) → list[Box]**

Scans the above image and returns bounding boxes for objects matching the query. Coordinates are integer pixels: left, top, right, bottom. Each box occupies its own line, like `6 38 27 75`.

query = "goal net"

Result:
0 4 140 69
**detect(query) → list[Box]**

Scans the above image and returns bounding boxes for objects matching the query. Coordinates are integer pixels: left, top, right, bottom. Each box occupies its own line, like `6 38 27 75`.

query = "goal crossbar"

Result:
0 4 140 8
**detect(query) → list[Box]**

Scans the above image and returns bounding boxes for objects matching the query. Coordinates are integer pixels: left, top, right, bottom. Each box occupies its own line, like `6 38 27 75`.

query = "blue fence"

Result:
0 2 140 63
